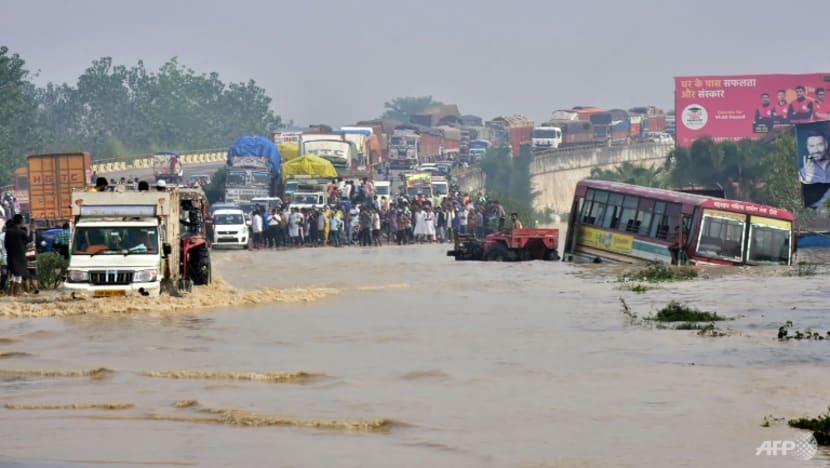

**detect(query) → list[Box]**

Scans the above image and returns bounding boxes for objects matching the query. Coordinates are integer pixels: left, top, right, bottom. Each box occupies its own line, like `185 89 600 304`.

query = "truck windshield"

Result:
73 227 158 255
215 214 245 225
293 194 321 204
432 183 448 195
533 129 559 138
226 172 246 185
252 172 271 186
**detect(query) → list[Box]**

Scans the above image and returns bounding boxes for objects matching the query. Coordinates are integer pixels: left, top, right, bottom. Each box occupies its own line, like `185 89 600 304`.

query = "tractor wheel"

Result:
484 242 512 262
544 249 560 261
188 247 211 286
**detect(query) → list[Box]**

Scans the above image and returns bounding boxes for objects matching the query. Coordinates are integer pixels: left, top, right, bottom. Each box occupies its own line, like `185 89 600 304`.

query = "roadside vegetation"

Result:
36 253 69 290
479 145 552 227
0 46 282 186
620 298 731 336
619 263 698 283
777 322 830 341
618 283 654 293
788 409 830 445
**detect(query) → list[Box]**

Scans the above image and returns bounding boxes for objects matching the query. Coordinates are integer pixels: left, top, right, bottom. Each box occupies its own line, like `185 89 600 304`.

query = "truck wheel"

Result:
189 247 211 286
484 242 512 262
544 249 560 261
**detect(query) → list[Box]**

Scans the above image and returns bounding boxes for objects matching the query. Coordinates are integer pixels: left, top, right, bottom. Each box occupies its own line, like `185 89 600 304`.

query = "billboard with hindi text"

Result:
675 73 830 147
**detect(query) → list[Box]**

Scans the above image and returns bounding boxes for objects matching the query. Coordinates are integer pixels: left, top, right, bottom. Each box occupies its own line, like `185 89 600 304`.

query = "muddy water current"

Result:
1 237 830 467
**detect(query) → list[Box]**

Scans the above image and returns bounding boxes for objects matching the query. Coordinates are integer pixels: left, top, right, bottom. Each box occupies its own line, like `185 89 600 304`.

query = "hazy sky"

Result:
6 0 829 127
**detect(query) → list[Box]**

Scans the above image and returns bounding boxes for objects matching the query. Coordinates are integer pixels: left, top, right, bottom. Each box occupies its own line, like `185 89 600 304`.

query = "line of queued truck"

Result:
530 106 669 150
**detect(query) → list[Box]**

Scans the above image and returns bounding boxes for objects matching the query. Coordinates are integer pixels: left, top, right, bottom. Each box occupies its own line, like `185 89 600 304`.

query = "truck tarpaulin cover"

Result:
795 120 830 208
278 142 300 162
675 73 830 147
281 155 338 181
227 136 282 174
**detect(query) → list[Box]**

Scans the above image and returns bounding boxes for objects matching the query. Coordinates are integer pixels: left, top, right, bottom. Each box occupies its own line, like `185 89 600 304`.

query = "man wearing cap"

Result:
156 179 167 191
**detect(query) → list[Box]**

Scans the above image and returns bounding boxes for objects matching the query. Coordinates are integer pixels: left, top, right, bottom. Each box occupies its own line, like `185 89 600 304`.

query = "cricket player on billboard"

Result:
796 121 830 208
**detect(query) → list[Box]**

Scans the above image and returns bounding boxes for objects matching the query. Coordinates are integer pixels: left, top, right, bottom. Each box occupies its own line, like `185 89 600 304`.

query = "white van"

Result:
212 208 249 248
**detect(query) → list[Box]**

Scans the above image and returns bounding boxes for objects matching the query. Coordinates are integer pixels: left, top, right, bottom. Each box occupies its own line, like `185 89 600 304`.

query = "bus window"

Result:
620 195 639 233
650 202 666 238
635 198 655 236
582 190 608 225
602 193 623 229
696 209 745 261
748 216 792 264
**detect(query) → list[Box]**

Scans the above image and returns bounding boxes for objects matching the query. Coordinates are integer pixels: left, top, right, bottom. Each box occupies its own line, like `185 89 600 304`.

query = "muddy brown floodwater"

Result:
1 237 829 467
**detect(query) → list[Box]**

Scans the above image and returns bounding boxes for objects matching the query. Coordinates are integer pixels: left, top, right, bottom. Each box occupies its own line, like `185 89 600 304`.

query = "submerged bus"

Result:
563 180 795 266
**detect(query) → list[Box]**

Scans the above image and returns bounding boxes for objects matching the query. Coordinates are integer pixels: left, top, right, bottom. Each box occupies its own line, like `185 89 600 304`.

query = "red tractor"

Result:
447 228 560 261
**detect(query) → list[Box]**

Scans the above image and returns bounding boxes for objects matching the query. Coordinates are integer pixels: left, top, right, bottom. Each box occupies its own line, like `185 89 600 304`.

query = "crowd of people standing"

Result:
238 180 513 250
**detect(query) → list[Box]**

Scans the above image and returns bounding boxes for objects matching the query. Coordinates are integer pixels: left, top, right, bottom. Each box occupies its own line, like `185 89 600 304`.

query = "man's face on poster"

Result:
818 90 826 102
796 87 806 99
778 91 786 102
807 135 828 161
761 94 770 106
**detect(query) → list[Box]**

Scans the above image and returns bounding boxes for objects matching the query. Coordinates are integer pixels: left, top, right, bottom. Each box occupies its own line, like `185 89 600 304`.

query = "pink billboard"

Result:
674 73 830 147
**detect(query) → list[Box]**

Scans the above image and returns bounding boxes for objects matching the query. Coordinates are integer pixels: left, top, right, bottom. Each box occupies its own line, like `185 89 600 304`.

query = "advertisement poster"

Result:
795 121 830 208
675 73 830 147
579 226 633 254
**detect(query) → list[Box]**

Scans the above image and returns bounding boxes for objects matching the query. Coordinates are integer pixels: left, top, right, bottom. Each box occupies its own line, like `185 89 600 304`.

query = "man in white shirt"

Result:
251 209 264 249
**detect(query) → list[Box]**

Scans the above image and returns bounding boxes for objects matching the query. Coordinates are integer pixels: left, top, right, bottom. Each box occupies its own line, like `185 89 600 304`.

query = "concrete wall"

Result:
453 166 486 195
530 142 673 214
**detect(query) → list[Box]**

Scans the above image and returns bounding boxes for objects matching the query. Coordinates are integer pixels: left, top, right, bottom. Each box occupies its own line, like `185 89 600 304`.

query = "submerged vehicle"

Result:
447 228 560 261
562 179 795 265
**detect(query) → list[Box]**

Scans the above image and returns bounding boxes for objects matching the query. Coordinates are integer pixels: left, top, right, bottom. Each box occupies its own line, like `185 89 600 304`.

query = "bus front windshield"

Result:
696 210 745 262
748 217 791 264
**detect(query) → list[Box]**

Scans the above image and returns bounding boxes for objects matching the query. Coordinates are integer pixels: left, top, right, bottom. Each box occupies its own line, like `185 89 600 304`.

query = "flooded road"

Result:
1 238 830 467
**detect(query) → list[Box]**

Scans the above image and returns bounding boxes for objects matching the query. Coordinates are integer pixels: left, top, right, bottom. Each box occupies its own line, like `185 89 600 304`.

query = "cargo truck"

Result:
486 115 534 157
225 136 282 205
300 133 357 174
27 152 92 230
338 127 382 172
63 187 211 297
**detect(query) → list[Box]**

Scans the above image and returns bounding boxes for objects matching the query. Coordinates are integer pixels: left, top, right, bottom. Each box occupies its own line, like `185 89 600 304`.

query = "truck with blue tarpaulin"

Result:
224 136 282 204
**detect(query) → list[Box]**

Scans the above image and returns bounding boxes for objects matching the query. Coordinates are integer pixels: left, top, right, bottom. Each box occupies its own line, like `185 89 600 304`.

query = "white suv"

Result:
212 208 249 248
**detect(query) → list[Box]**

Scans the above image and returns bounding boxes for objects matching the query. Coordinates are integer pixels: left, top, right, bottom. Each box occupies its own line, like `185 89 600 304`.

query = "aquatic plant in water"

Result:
789 408 830 445
651 301 727 322
619 263 698 283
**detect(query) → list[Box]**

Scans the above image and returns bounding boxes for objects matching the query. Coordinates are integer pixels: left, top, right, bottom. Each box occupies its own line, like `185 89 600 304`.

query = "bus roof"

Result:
576 179 794 221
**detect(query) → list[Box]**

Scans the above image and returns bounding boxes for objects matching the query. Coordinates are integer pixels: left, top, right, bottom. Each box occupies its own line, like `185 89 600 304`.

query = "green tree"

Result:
590 161 666 187
381 96 443 121
665 132 814 226
36 57 283 161
665 137 764 200
0 46 45 185
757 131 814 225
479 145 549 227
